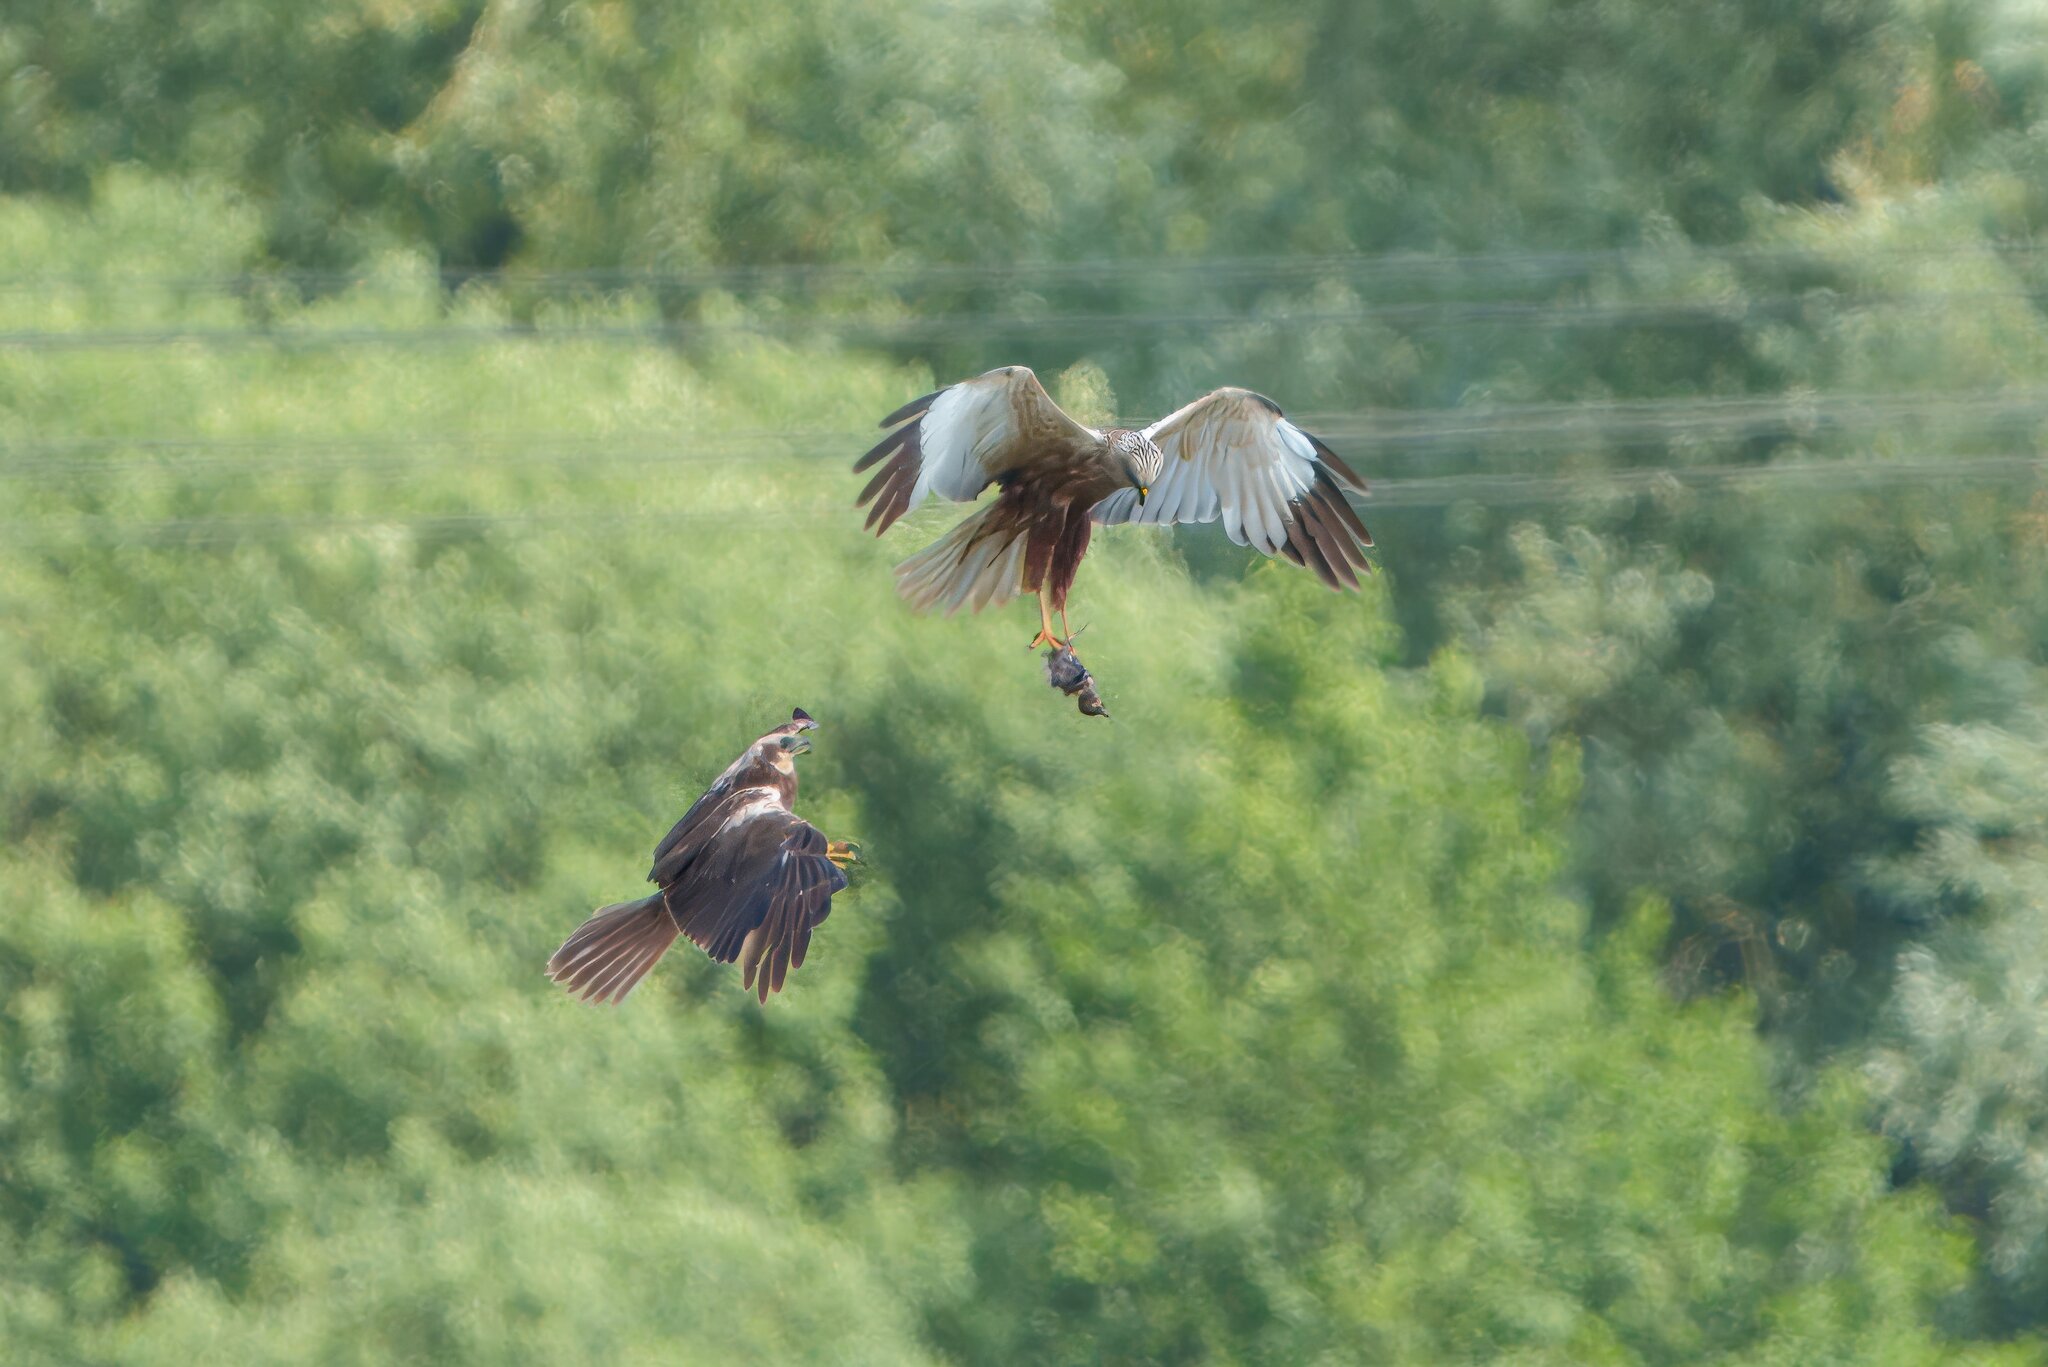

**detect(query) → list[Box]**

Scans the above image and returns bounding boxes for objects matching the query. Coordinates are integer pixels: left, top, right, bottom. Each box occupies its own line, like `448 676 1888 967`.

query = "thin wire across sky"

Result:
1 239 2044 293
8 388 2047 479
6 452 2039 549
9 250 2047 547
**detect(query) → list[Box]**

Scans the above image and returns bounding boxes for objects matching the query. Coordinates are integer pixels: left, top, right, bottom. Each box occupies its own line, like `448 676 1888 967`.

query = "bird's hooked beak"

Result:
785 733 813 756
1136 483 1150 506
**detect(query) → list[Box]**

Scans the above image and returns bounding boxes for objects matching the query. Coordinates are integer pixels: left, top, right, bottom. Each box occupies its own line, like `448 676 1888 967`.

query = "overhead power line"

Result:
1365 453 2048 506
5 452 2041 548
0 288 2032 352
0 240 2044 295
8 388 2048 483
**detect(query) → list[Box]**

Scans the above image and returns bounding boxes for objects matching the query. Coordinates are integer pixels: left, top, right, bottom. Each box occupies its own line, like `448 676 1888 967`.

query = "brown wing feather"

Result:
855 367 1102 536
857 423 925 533
668 808 845 1001
1306 433 1370 495
649 757 796 885
874 388 943 433
555 715 842 1006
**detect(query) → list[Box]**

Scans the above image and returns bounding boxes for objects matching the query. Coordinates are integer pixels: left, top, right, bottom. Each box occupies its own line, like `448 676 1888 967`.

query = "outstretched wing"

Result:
1093 388 1374 589
854 366 1100 535
661 790 847 1002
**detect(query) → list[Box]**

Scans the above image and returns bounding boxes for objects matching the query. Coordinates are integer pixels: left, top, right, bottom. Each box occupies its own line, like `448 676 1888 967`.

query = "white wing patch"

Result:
1101 396 1316 551
858 366 1104 537
1092 388 1374 587
915 378 1018 505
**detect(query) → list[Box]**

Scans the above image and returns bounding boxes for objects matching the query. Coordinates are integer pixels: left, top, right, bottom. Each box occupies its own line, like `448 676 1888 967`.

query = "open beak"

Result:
788 734 813 755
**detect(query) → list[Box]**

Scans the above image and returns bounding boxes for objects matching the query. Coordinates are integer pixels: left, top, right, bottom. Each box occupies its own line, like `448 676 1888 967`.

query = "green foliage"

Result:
1436 173 2048 1108
2 0 1950 272
12 0 2048 1354
855 598 2018 1364
1417 181 2048 1327
1867 718 2048 1331
4 182 2043 1362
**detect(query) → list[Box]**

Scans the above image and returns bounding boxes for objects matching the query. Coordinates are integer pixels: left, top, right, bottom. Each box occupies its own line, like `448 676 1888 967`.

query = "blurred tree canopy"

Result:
0 0 1947 269
9 0 2048 1359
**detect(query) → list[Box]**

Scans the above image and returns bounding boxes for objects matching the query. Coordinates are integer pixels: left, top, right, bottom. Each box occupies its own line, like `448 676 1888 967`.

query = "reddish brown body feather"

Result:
857 386 1128 610
994 446 1121 610
858 371 1376 615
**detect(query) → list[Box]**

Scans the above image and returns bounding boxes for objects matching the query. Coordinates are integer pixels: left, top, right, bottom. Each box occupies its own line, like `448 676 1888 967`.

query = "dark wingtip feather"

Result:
1308 434 1370 494
792 707 813 724
1315 468 1375 549
853 427 907 475
1267 478 1372 588
855 423 922 535
858 448 911 528
877 388 943 430
859 461 894 510
1281 505 1343 590
1295 497 1360 591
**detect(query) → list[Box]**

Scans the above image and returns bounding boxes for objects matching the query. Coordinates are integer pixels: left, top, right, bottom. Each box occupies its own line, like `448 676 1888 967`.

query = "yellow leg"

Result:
1027 586 1065 651
1059 603 1074 644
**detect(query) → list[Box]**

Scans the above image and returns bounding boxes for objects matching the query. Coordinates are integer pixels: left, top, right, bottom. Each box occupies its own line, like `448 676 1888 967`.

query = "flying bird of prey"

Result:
546 709 859 1005
854 366 1373 647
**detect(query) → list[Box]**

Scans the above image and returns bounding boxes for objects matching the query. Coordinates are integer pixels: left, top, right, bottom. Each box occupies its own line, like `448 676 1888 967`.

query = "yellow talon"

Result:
1030 586 1066 650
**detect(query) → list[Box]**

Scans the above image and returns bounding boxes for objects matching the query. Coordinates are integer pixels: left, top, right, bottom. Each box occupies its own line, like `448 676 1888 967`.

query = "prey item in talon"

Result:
1044 638 1110 718
852 368 1374 650
1045 642 1089 693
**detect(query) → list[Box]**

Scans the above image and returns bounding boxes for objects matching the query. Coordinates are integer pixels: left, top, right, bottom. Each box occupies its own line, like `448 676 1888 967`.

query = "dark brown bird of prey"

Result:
854 366 1373 648
546 709 858 1005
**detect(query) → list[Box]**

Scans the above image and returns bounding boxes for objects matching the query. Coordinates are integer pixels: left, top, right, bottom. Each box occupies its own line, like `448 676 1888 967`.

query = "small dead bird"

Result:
1044 636 1110 718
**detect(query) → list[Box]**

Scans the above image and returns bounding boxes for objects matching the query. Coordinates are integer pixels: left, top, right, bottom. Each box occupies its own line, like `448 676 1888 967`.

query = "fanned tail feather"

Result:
894 506 1031 615
547 894 680 1005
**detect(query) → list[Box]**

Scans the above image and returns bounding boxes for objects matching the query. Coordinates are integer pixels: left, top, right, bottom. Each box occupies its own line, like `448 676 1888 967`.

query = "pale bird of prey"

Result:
546 709 859 1005
854 366 1373 647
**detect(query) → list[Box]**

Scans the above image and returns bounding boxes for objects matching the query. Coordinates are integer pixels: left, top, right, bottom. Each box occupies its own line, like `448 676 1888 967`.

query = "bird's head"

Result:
1108 428 1163 505
760 707 817 769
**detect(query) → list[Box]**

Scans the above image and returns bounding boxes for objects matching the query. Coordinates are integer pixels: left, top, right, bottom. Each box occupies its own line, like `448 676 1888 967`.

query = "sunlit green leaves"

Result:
7 150 2048 1364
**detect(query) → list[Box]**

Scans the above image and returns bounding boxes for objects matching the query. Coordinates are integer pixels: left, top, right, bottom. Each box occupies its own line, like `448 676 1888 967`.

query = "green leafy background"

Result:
8 3 2048 1360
